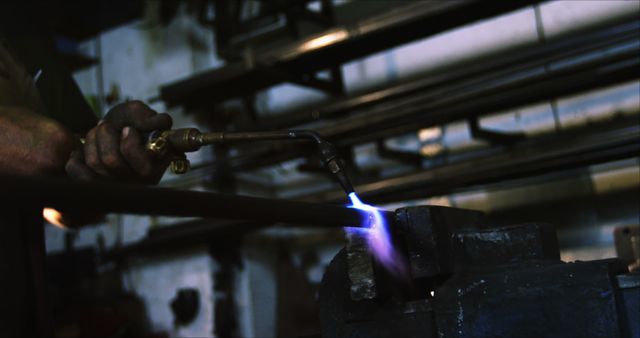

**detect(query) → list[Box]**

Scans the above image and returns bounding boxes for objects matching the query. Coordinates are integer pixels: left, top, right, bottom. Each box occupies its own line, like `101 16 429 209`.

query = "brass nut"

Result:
147 137 168 157
170 159 190 174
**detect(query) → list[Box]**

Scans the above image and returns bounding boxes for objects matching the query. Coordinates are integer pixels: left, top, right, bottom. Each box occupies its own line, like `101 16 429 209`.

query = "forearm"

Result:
0 106 75 175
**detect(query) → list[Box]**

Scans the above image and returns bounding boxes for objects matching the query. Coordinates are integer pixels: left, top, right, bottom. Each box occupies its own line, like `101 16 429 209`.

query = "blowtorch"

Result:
145 128 355 195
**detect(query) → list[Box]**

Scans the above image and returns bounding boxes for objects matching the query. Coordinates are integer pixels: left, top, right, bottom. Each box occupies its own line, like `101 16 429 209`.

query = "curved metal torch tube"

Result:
201 129 355 194
199 130 324 144
159 128 324 149
150 128 355 194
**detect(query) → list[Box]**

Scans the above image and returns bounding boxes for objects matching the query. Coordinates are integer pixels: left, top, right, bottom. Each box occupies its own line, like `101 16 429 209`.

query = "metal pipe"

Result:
300 116 640 204
161 0 542 108
219 36 640 171
257 19 640 130
0 175 391 228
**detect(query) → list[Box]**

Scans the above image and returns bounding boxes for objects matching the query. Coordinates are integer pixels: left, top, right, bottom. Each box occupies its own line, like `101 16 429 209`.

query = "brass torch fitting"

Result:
146 128 205 174
146 128 205 158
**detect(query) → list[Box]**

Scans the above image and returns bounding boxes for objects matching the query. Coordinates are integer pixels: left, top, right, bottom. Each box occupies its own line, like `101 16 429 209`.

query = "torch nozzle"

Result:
316 139 355 195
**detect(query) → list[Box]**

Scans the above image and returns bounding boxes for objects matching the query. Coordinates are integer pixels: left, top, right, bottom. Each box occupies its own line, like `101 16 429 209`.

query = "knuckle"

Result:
98 121 115 134
159 113 173 127
85 155 100 169
124 100 148 113
120 139 132 152
85 128 96 140
120 143 136 159
102 154 120 169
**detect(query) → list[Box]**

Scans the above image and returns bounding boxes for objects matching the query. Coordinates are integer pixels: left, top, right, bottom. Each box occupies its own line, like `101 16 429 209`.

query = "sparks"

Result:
346 192 406 276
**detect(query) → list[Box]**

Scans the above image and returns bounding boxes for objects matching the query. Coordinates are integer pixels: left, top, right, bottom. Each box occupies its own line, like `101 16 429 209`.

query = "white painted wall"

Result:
123 247 217 337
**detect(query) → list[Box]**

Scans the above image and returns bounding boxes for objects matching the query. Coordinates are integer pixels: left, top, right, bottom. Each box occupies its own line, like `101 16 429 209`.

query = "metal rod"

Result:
300 116 640 204
220 36 640 171
201 130 322 144
161 0 541 108
257 18 640 130
0 175 392 228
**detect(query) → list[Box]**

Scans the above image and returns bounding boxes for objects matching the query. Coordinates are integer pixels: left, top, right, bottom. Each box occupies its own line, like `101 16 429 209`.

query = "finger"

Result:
96 122 135 179
65 150 96 181
83 126 112 177
133 112 173 132
120 127 155 179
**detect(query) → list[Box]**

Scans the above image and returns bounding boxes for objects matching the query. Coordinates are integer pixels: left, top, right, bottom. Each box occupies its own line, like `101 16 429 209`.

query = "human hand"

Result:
65 101 173 184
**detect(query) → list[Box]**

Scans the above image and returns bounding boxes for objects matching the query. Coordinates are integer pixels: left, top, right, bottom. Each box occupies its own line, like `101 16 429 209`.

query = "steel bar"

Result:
332 48 639 146
299 115 640 204
216 52 639 172
106 142 640 260
256 18 640 130
161 0 540 109
207 25 640 172
0 175 393 228
158 20 639 179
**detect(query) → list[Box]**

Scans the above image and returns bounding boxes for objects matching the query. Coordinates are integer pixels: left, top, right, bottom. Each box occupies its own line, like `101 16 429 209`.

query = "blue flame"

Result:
346 192 406 276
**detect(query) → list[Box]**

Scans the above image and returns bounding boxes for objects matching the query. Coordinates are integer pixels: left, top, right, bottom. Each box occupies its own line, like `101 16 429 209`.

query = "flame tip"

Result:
346 193 406 275
43 207 67 229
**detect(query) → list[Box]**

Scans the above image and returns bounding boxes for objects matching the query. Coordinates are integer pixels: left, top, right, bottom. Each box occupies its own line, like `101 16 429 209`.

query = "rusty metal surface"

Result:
345 233 376 301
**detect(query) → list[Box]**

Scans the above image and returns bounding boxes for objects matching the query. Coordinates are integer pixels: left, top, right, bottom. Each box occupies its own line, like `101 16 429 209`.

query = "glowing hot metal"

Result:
43 207 67 229
347 193 406 276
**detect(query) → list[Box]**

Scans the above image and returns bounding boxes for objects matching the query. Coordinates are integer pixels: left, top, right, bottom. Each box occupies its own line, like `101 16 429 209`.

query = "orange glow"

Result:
43 208 67 229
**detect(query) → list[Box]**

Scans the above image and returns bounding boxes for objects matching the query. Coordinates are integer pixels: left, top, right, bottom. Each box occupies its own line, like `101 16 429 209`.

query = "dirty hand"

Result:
65 101 173 184
1 39 76 176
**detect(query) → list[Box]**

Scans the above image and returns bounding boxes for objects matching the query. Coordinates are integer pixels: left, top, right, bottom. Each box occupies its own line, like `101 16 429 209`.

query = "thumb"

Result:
133 112 173 132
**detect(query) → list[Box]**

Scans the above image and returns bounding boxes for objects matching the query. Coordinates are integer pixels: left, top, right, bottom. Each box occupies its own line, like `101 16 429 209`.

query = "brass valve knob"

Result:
147 136 168 158
170 157 191 174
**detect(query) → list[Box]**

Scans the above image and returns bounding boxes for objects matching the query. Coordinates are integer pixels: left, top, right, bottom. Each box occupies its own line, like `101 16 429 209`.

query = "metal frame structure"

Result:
213 18 639 173
157 3 640 214
300 115 640 203
160 0 541 109
213 0 337 59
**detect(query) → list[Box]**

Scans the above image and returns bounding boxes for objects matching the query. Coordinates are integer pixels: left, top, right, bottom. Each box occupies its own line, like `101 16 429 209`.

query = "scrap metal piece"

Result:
345 231 376 301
